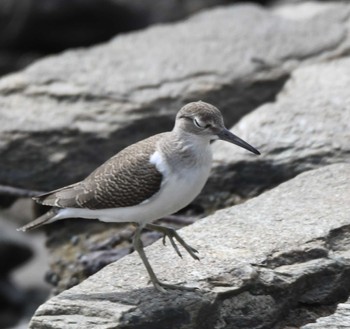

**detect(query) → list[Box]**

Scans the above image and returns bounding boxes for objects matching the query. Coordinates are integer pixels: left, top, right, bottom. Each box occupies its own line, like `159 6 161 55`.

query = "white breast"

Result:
147 149 212 217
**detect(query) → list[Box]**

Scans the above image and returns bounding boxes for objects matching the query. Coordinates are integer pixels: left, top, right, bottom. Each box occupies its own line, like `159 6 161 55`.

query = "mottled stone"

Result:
301 297 350 328
29 164 350 328
1 2 350 190
201 55 350 210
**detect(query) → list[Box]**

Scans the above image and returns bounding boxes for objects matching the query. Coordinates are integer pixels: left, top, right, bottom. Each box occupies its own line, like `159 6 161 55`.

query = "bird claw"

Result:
147 223 199 261
153 280 198 293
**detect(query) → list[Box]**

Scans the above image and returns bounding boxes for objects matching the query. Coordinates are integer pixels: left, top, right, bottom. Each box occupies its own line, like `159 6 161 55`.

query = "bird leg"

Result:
145 223 199 261
132 225 197 292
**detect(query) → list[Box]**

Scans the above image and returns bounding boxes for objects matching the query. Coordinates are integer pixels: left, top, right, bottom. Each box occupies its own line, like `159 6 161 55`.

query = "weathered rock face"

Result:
199 54 350 211
301 297 350 329
29 163 350 328
0 0 233 76
36 54 350 297
3 2 350 328
1 2 350 191
0 0 240 52
44 217 190 295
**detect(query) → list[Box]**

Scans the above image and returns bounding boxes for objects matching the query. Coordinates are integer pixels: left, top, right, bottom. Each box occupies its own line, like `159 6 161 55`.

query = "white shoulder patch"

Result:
150 151 169 177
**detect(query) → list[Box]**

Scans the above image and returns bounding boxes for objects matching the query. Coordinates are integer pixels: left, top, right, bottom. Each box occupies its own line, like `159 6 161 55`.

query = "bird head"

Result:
175 101 260 155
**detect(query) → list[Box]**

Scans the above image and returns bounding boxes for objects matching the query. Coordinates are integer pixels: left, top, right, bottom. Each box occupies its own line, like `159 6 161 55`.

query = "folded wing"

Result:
34 135 164 209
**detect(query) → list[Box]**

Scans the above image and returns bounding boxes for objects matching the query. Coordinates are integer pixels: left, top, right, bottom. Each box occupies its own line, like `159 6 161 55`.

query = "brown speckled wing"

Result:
34 134 164 209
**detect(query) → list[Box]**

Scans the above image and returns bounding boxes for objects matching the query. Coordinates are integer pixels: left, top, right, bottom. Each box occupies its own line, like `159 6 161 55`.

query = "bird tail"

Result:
17 208 59 232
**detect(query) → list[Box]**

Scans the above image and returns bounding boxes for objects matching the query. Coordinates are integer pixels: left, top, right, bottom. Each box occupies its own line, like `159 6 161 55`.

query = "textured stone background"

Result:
1 1 350 328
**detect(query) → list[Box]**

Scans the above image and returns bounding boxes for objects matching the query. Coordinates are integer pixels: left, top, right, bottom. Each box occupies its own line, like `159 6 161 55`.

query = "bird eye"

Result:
193 118 204 128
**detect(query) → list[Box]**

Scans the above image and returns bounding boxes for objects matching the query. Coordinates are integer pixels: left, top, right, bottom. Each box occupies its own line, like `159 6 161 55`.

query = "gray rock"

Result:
29 163 350 328
201 55 350 210
0 0 235 51
38 47 350 294
1 2 350 190
301 297 350 328
43 216 192 295
0 0 231 76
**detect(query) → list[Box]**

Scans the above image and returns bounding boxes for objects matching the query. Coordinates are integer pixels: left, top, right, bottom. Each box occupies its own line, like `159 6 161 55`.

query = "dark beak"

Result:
217 128 260 155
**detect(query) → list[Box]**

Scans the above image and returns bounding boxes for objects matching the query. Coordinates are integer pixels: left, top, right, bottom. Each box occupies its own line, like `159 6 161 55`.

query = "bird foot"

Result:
134 224 199 293
151 279 198 293
146 224 199 260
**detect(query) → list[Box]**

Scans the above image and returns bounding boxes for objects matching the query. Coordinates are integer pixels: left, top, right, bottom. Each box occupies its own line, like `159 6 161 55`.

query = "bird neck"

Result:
173 128 211 149
158 130 212 171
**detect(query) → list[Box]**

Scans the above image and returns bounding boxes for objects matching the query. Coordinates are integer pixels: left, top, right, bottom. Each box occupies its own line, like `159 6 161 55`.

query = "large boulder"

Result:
0 0 233 76
29 163 350 328
5 1 350 296
199 55 350 210
40 53 350 295
1 2 350 191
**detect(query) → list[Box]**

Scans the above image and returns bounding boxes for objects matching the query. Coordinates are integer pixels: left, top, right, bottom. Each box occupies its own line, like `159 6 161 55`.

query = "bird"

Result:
18 101 260 292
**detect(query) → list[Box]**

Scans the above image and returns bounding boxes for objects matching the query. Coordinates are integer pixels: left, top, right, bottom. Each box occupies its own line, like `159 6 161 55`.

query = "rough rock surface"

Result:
29 163 350 328
44 216 192 295
0 0 236 52
5 0 350 301
0 0 231 76
200 54 350 210
4 2 350 328
1 2 350 190
301 297 350 328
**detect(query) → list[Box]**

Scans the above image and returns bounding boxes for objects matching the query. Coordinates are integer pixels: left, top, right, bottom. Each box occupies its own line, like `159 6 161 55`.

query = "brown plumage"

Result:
34 134 164 209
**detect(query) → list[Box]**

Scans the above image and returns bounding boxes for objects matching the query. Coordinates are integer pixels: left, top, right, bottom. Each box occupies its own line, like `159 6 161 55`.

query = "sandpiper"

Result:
18 101 260 292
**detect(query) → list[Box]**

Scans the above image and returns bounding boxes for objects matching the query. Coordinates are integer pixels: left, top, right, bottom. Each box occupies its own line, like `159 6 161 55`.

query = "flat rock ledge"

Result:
30 163 350 329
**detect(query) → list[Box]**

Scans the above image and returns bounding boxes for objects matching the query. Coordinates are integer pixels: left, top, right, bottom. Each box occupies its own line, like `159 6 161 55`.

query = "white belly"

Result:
57 150 212 225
